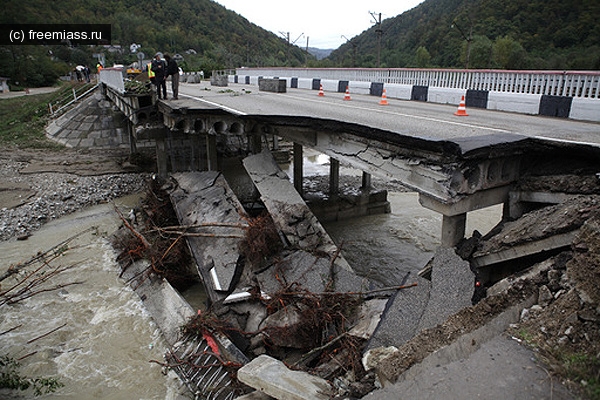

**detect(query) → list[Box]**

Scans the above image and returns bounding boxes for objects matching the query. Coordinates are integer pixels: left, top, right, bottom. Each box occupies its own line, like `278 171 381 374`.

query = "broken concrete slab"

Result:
417 248 475 331
348 298 389 340
367 274 431 350
234 391 274 400
471 195 600 271
258 303 314 349
368 249 473 350
121 260 196 345
169 172 248 300
256 250 364 296
242 150 351 271
237 355 333 400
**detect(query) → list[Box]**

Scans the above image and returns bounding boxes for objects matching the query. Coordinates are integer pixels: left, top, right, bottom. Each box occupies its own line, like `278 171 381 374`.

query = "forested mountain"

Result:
328 0 600 70
0 0 309 87
1 0 598 88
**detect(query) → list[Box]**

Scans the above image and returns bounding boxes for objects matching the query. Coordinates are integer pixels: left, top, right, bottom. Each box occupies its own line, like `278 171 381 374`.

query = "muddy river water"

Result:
0 157 501 399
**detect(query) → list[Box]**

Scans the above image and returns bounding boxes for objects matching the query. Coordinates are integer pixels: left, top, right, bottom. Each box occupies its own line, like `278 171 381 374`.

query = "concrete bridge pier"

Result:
419 185 512 247
362 172 372 190
441 214 467 248
293 142 303 195
329 158 340 196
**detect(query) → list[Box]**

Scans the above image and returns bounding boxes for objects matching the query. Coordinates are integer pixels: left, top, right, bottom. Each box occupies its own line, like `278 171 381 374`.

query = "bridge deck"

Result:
174 82 600 148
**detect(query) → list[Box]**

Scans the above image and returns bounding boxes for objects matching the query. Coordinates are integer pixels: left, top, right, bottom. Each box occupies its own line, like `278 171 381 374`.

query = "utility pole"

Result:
305 36 309 67
279 31 304 66
341 35 358 67
370 12 383 68
451 17 473 69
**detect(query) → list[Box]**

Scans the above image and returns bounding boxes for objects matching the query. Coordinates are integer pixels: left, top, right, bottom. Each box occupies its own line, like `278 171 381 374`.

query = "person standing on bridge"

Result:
164 54 179 100
151 53 167 100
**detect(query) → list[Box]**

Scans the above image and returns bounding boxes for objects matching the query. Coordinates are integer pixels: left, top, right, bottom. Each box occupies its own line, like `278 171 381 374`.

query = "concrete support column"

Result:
329 158 340 196
127 120 137 154
156 138 168 178
441 213 467 248
272 135 279 151
206 134 218 171
362 172 372 190
293 142 303 195
250 134 262 154
190 135 202 171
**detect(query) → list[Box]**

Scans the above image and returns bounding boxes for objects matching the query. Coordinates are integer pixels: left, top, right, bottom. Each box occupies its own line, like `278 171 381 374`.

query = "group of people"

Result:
74 65 92 82
148 52 179 100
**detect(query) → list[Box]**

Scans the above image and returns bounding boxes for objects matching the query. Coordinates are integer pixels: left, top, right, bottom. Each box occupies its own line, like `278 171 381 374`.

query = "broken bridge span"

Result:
97 67 600 248
94 68 600 399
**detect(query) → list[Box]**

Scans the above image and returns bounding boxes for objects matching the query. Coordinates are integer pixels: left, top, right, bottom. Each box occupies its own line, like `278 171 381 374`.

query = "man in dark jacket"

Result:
151 53 167 100
164 54 179 100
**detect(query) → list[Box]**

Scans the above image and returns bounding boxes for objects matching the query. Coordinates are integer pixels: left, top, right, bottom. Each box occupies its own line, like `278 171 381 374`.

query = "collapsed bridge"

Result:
97 68 600 399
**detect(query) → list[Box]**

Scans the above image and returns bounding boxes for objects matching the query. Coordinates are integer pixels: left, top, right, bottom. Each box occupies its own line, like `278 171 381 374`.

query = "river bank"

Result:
1 147 598 399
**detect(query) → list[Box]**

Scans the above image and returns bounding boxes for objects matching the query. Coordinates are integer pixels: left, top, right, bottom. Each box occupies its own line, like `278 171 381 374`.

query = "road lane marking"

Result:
276 92 513 134
180 87 511 134
180 93 248 116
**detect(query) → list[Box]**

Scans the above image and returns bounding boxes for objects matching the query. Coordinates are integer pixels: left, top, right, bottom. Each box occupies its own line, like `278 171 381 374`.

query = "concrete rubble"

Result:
367 248 474 351
158 149 489 399
169 171 249 301
238 355 332 400
157 150 600 399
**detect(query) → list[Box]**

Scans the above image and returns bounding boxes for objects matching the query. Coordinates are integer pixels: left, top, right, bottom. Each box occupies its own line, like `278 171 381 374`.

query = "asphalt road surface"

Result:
177 82 600 147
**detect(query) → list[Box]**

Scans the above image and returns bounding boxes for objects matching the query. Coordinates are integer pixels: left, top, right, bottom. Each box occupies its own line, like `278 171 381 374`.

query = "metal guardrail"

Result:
48 83 99 117
233 68 600 99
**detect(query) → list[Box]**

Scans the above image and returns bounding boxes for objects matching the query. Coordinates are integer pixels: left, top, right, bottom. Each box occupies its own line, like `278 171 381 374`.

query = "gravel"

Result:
0 156 149 242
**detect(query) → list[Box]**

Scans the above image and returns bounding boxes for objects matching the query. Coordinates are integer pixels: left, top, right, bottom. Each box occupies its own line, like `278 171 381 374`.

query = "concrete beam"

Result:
206 134 218 171
156 138 168 177
419 186 511 217
283 128 455 202
508 191 578 219
237 355 333 400
472 231 578 268
169 172 248 300
243 150 352 270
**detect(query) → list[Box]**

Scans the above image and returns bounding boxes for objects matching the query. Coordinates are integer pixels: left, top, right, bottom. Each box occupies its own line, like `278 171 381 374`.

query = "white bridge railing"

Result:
236 68 600 99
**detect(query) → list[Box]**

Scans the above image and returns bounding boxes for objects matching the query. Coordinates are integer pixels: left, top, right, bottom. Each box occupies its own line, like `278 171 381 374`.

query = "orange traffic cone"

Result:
343 86 351 101
379 89 389 105
454 95 468 116
318 84 325 97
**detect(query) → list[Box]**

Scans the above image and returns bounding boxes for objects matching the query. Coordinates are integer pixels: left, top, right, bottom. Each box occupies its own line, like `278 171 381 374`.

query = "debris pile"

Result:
112 177 198 293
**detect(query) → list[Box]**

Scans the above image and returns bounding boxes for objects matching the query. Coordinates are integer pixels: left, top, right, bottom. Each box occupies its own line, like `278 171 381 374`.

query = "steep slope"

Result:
329 0 600 70
2 0 308 68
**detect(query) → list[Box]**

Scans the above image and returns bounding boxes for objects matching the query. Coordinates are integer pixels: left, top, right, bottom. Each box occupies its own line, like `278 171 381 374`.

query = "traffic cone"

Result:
343 86 351 101
318 84 325 97
454 95 468 116
379 89 389 105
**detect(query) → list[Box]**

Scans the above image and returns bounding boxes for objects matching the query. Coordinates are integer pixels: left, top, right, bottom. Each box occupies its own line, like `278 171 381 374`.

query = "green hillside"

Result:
2 0 598 88
328 0 600 70
0 0 309 87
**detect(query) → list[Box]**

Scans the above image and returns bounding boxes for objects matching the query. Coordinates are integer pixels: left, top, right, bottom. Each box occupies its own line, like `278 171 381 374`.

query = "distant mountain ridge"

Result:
1 0 598 85
329 0 600 70
308 48 333 60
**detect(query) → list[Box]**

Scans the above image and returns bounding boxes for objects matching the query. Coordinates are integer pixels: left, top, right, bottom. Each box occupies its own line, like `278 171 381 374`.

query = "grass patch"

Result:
0 83 74 149
561 352 600 399
514 327 600 399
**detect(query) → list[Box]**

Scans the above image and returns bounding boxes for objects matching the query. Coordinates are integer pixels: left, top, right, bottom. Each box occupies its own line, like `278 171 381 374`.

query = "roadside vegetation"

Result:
0 84 72 149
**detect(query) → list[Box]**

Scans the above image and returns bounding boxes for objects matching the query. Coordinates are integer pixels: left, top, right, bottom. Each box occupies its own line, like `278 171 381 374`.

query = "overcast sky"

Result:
214 0 426 49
